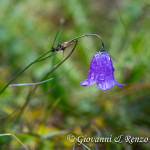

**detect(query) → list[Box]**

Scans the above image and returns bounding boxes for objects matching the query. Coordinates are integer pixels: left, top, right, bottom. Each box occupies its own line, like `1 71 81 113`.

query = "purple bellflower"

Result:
81 52 124 91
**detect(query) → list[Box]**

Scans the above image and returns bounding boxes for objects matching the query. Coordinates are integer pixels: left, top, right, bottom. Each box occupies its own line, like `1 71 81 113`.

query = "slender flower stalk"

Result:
15 40 78 122
71 34 104 48
0 19 65 94
0 50 55 94
0 31 123 94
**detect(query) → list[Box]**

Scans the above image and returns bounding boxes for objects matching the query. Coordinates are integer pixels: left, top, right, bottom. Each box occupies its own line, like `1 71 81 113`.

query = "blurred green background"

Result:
0 0 150 149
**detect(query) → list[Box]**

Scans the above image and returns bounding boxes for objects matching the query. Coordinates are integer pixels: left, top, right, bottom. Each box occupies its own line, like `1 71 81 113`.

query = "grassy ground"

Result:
0 0 150 149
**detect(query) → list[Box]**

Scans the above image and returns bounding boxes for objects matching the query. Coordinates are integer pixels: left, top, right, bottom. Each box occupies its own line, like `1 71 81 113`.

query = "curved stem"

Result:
0 50 55 94
71 34 104 48
0 19 65 95
15 40 78 122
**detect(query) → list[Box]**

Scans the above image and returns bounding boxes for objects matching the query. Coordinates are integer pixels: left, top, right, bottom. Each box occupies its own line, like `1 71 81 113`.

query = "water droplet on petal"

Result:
91 73 94 80
102 61 107 66
99 74 105 81
98 83 102 88
106 55 111 60
93 62 97 68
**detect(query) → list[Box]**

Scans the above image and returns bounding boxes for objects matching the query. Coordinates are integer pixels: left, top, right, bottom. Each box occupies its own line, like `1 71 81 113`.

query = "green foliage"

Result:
0 0 150 149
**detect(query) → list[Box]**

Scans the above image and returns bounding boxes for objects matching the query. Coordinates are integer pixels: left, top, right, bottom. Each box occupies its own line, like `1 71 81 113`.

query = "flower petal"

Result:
96 53 116 91
81 79 89 87
81 52 124 90
96 73 115 91
115 81 125 87
81 53 99 86
96 80 114 91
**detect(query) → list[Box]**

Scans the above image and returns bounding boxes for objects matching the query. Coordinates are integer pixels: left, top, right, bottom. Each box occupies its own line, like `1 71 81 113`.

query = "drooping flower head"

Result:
81 50 124 91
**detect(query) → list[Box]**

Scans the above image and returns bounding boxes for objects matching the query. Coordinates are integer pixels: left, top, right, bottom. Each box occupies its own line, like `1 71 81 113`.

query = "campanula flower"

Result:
81 52 124 91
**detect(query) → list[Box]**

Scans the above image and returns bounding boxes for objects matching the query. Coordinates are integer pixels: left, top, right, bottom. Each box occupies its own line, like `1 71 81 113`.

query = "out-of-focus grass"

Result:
0 0 150 149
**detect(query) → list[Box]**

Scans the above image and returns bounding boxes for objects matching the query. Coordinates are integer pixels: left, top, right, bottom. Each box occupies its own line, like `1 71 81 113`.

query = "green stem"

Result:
71 33 104 48
15 40 78 123
0 19 65 95
0 50 55 94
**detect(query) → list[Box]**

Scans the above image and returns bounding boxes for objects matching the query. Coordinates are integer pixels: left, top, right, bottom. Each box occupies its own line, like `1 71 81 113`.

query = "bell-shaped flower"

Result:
81 52 124 91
